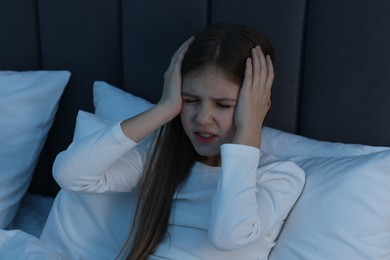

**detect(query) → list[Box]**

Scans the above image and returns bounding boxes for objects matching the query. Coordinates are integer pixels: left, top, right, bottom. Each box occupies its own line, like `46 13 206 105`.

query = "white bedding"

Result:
0 193 56 258
10 193 54 238
0 229 64 259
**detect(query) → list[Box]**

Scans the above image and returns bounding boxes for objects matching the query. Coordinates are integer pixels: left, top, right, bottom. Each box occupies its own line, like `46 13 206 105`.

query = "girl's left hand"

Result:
233 46 274 147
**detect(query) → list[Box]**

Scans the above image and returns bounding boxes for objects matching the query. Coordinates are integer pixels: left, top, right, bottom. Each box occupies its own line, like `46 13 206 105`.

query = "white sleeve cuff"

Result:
111 121 138 148
221 143 261 160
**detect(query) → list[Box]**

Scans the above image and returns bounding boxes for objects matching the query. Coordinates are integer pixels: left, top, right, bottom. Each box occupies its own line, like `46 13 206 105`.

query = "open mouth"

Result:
199 133 213 138
195 132 217 144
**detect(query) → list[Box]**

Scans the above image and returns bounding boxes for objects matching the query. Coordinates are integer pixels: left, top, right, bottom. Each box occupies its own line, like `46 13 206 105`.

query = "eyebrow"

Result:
182 92 237 102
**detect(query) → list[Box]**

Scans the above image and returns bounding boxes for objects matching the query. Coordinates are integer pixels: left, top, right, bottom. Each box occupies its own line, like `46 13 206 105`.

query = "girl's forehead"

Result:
182 69 240 97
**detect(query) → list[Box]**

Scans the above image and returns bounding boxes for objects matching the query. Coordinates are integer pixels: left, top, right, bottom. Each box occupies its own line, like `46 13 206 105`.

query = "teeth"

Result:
199 133 212 138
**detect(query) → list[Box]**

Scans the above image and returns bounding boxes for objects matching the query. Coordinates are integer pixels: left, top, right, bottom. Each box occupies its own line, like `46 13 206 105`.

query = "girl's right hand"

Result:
158 36 194 117
120 37 194 143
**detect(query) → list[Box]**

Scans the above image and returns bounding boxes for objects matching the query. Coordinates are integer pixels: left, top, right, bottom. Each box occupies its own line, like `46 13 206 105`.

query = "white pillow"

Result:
0 70 70 228
40 111 136 259
72 110 111 140
93 81 153 122
12 193 55 238
269 150 390 259
93 81 390 259
262 125 390 259
0 229 64 259
262 127 388 158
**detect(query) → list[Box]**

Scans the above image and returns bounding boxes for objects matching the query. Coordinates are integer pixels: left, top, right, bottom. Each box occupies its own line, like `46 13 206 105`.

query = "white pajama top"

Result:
48 123 305 260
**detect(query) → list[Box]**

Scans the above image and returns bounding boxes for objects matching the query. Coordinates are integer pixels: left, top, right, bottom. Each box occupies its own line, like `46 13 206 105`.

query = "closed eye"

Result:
217 102 235 109
183 97 198 103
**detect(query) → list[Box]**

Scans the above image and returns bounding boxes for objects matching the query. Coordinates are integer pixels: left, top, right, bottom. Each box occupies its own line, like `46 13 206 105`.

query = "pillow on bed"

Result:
262 127 388 158
40 110 136 259
0 229 64 259
93 81 153 122
0 70 70 229
269 150 390 260
93 81 390 259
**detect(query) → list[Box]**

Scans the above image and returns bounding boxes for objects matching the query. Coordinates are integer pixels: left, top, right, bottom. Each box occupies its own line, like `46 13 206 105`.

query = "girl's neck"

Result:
197 154 221 166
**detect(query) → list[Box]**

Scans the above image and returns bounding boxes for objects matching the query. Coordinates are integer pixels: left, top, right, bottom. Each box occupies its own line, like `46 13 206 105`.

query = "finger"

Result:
173 36 194 61
166 36 194 74
175 36 195 59
241 57 253 90
255 46 267 88
265 55 274 89
184 35 195 45
251 47 260 89
168 45 188 75
172 37 194 72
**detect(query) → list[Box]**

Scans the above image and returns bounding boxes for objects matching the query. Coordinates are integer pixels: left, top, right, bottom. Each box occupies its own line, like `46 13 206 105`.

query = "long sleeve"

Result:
208 144 305 251
53 123 148 193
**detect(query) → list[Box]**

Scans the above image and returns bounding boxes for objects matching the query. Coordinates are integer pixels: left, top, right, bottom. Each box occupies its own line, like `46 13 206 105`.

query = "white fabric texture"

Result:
261 126 388 158
269 150 390 260
40 111 137 259
12 193 54 238
93 81 153 122
261 119 390 259
0 229 64 259
46 111 304 259
0 70 70 228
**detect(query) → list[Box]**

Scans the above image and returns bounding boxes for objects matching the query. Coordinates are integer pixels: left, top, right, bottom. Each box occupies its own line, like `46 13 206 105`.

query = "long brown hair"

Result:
120 23 275 259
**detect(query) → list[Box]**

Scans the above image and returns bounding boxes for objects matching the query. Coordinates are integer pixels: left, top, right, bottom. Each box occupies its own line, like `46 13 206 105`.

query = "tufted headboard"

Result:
1 0 390 196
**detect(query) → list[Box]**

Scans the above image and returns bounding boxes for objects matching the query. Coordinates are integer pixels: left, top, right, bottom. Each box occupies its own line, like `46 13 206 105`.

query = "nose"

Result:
194 104 213 126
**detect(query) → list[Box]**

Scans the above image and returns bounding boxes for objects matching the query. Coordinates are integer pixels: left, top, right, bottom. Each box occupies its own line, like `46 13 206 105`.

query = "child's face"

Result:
180 68 240 166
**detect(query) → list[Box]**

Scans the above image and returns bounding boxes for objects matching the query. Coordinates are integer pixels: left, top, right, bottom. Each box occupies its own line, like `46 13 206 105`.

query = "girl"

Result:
53 24 305 259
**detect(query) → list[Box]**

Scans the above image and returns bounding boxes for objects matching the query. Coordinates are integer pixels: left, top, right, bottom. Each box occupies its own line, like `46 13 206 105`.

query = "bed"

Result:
0 0 389 259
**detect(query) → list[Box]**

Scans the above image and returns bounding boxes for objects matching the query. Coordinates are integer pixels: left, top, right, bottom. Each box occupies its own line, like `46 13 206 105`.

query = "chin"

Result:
194 147 220 157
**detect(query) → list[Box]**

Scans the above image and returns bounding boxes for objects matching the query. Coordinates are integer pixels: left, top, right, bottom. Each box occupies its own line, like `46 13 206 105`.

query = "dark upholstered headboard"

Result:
1 0 390 196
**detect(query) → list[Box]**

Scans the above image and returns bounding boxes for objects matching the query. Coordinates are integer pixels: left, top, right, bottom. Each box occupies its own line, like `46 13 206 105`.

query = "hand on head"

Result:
158 36 195 117
233 45 274 147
